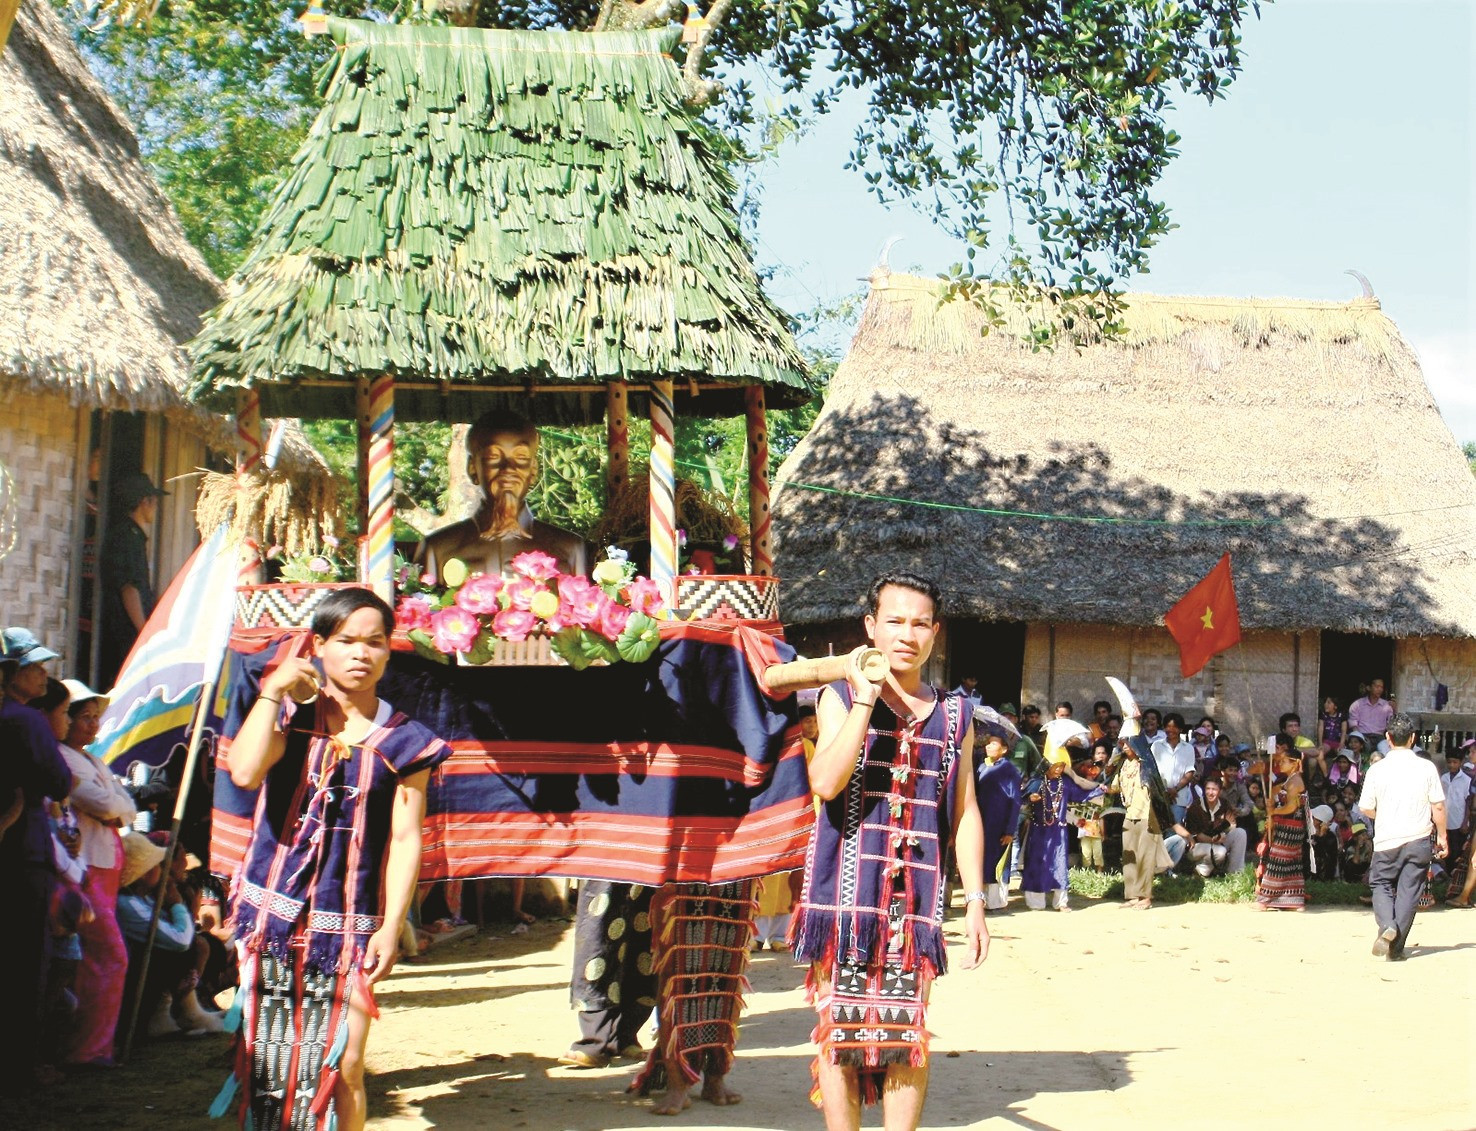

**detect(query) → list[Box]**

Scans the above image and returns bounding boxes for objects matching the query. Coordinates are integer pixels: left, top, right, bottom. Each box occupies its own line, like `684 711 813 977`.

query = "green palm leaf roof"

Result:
189 18 811 422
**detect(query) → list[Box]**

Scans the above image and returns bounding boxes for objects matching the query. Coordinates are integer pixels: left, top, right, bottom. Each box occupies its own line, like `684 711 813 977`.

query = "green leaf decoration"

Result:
406 628 451 665
615 612 661 663
188 19 813 422
462 629 497 666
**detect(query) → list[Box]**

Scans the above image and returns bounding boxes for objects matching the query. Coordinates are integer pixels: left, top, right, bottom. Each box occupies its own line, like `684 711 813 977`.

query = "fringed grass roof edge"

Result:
189 18 809 421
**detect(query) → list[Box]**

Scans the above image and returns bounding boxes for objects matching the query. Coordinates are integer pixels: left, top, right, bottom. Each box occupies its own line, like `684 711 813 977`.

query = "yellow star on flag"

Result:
1200 605 1214 630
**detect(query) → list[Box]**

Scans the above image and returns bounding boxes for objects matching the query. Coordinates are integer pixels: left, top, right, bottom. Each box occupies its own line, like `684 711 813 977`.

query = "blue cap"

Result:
0 627 60 666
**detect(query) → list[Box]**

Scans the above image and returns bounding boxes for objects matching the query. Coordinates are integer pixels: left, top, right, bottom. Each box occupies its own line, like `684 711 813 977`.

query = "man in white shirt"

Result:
1152 712 1197 823
1358 712 1447 962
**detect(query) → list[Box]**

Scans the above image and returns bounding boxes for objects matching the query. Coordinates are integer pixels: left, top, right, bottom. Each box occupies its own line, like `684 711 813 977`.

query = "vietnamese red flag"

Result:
1164 553 1242 678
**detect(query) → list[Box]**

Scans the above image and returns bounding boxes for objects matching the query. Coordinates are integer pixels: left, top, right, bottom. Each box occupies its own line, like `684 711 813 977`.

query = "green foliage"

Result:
1068 866 1368 906
1464 441 1475 475
63 0 388 277
64 0 1260 342
300 417 452 533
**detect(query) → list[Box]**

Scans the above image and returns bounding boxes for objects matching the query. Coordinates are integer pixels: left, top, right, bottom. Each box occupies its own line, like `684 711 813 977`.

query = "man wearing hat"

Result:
100 472 168 685
0 627 73 1087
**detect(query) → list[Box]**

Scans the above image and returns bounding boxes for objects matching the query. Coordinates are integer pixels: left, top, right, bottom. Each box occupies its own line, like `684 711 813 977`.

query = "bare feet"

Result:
513 909 536 925
701 1073 742 1106
651 1084 692 1116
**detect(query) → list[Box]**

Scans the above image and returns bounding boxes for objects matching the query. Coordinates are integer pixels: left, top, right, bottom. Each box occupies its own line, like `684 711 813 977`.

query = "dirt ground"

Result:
19 895 1476 1131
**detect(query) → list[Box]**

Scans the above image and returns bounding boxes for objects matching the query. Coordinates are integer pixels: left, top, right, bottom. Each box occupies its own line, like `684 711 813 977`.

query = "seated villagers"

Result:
115 833 217 1039
1319 696 1348 753
1347 677 1394 740
1183 778 1247 876
1088 700 1113 741
1308 804 1339 879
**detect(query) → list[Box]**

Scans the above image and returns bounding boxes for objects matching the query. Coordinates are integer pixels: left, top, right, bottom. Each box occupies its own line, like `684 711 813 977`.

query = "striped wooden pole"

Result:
357 374 396 601
744 385 772 575
647 379 677 598
235 388 264 584
606 381 629 499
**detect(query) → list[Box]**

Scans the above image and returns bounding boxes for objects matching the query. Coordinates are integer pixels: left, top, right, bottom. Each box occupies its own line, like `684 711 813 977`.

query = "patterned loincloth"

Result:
806 895 932 1107
631 881 755 1093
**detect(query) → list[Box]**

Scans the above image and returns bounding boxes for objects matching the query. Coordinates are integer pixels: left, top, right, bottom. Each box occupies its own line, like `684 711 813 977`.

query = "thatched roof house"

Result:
190 18 811 424
0 1 222 682
774 272 1476 741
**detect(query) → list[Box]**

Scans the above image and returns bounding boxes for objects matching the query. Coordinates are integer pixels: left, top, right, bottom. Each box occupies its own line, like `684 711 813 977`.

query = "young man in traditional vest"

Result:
791 572 989 1131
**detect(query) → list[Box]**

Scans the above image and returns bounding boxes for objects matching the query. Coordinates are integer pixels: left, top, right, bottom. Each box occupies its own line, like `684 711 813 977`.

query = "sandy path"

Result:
17 896 1472 1129
362 899 1476 1131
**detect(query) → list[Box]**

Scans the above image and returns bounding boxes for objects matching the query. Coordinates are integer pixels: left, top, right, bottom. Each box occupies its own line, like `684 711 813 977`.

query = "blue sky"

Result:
753 0 1475 441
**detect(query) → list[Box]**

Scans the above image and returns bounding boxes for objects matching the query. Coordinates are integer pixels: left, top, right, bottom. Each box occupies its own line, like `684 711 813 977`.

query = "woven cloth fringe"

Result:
631 881 756 1095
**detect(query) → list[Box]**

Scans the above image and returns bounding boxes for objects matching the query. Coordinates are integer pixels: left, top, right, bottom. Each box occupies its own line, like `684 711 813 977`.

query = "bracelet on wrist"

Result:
852 698 877 709
964 890 987 904
259 694 282 706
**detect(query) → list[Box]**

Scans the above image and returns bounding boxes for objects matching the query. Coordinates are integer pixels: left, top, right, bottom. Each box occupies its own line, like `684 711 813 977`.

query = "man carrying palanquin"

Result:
790 572 988 1131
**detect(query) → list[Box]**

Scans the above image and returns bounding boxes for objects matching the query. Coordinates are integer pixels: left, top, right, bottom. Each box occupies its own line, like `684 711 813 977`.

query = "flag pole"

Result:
119 680 216 1064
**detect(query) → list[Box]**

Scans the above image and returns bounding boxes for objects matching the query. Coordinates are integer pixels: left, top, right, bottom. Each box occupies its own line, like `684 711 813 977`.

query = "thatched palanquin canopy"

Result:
190 19 811 424
0 1 221 413
774 272 1476 638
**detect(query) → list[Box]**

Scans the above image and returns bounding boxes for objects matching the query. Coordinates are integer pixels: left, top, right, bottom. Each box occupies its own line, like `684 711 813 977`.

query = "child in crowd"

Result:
1318 696 1347 752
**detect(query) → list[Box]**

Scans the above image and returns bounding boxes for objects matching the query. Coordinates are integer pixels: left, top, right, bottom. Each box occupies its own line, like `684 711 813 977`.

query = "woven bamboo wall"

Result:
0 389 81 657
1022 623 1320 745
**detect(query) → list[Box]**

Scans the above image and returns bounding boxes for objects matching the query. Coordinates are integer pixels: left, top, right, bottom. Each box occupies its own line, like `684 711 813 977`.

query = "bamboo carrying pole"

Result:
744 386 772 575
118 681 216 1064
762 646 888 696
358 375 396 600
606 381 629 498
648 378 677 597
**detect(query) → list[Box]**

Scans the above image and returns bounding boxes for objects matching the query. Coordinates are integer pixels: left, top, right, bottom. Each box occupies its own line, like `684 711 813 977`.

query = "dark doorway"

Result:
1318 631 1395 714
947 620 1026 709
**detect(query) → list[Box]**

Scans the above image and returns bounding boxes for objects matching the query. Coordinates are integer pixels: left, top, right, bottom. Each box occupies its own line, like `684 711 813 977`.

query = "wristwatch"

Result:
964 890 987 904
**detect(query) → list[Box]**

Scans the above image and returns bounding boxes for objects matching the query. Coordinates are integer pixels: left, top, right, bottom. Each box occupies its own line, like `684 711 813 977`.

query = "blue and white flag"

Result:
93 524 237 769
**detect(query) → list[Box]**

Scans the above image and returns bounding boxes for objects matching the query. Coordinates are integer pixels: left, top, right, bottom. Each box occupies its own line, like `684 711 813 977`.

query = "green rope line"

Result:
783 481 1280 528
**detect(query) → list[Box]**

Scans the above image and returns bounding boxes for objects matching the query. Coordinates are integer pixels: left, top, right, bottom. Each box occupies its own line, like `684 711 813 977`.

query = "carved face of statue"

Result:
470 428 538 536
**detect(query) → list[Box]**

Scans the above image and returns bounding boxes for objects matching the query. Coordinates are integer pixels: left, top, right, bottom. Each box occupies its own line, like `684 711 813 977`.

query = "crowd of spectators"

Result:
0 626 233 1092
972 684 1475 897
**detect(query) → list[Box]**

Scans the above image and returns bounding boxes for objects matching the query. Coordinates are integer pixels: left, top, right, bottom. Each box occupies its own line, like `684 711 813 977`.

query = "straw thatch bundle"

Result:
0 1 221 413
593 472 748 553
194 420 341 555
190 19 811 424
773 272 1476 638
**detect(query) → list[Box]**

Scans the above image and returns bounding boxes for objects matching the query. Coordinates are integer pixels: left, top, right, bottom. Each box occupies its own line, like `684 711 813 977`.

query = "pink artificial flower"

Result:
421 572 436 587
455 573 504 615
503 576 541 612
558 576 605 628
323 534 341 549
492 608 536 642
510 550 560 582
623 577 666 618
597 599 632 640
395 594 435 632
308 556 333 574
266 544 285 561
430 606 481 653
722 534 740 551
